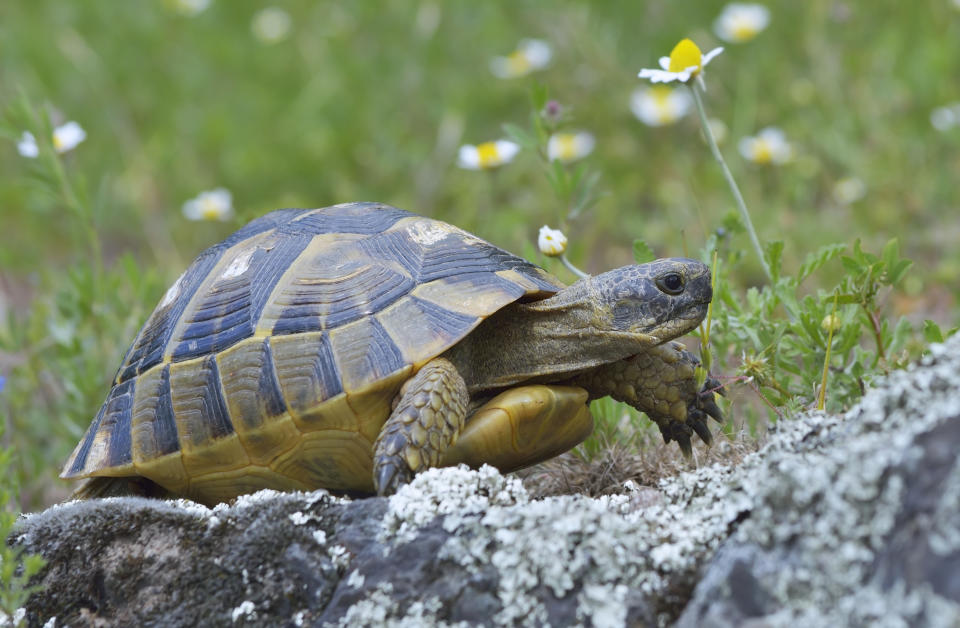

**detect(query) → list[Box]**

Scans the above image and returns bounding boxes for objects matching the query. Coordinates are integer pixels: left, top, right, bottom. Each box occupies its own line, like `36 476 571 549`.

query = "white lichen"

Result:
230 600 256 623
288 511 310 526
333 581 462 628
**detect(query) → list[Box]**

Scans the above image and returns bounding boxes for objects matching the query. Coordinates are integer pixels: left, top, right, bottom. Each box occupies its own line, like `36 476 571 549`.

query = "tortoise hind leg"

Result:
440 385 593 474
71 476 175 501
372 358 469 496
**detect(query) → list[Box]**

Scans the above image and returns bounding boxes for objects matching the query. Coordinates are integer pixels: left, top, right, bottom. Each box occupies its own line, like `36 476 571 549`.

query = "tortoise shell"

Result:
61 202 563 502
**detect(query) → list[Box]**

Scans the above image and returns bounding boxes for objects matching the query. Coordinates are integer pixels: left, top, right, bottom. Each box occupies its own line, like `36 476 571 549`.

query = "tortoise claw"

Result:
374 461 411 497
675 431 693 458
689 412 714 446
701 397 724 424
660 420 693 458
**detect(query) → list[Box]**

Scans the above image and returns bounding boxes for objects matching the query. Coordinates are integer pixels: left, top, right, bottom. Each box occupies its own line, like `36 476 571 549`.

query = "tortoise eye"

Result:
656 272 685 295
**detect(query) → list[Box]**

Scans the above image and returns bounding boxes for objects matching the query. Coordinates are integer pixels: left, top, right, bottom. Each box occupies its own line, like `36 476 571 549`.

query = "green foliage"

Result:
706 236 922 414
0 439 46 624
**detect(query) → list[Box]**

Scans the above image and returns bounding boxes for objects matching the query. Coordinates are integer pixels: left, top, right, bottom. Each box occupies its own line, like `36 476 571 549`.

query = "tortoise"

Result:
62 202 722 505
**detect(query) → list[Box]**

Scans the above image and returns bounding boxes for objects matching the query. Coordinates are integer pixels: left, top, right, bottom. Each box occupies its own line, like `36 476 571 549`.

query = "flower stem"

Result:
560 253 589 279
689 81 771 283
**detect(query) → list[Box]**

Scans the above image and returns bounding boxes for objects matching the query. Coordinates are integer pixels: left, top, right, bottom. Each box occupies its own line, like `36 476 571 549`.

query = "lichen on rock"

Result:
12 335 960 627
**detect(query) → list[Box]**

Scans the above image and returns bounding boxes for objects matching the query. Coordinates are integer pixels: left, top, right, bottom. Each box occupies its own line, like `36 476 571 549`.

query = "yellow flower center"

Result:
731 18 759 42
752 139 773 164
668 38 703 74
506 50 532 76
554 134 578 161
476 142 501 168
200 199 222 220
650 86 677 124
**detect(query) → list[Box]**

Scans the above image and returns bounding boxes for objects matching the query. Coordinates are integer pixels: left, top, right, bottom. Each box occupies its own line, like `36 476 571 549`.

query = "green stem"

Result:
560 253 589 279
689 81 771 283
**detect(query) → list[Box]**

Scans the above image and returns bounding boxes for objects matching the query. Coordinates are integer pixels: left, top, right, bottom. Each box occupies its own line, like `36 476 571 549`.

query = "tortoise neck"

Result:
444 281 648 393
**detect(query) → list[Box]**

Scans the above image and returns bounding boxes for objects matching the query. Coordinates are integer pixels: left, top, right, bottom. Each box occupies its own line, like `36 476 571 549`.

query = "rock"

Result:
13 336 960 627
676 336 960 628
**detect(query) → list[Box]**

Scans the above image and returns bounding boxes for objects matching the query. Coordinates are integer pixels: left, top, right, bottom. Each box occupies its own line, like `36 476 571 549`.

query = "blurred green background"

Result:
2 0 959 508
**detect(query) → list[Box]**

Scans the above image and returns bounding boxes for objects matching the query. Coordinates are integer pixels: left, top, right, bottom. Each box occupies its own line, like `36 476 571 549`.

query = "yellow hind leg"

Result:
440 385 593 474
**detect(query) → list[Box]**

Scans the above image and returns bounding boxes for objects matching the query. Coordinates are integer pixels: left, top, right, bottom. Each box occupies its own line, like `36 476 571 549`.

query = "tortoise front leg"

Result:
373 357 469 496
568 342 723 456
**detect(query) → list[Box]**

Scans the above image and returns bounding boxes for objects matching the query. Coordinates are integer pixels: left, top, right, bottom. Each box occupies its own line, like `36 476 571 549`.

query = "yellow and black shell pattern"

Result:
61 202 563 503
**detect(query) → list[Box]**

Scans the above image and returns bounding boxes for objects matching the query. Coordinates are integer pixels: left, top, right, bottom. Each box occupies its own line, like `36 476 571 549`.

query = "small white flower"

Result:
638 38 723 85
171 0 211 16
713 3 771 43
182 188 234 221
538 225 568 257
251 7 292 44
738 127 793 165
489 39 552 79
547 131 594 163
17 131 39 158
930 103 960 132
457 140 520 170
52 121 86 153
832 177 866 205
630 86 693 127
17 121 86 158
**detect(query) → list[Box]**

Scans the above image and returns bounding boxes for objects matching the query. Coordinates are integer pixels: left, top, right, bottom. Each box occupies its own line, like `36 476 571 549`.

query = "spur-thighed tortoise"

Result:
62 202 722 505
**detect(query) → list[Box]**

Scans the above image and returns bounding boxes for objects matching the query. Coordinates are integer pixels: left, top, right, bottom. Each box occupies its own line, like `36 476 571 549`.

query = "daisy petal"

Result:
702 47 725 65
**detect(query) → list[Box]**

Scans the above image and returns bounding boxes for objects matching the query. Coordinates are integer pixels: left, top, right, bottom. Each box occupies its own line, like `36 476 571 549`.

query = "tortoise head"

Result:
585 258 712 344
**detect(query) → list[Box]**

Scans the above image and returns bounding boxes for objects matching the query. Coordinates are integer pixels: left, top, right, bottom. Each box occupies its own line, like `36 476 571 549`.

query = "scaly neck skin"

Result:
443 282 652 394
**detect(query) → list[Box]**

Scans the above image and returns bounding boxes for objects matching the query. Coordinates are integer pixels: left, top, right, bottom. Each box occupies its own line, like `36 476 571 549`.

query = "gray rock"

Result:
677 337 960 628
13 336 960 627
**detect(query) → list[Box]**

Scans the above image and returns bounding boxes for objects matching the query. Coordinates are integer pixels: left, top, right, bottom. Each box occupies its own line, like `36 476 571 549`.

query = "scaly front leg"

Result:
372 358 469 495
568 342 723 456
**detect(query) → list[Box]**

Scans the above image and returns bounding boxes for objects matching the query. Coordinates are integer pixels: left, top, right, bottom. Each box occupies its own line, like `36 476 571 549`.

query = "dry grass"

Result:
519 427 763 500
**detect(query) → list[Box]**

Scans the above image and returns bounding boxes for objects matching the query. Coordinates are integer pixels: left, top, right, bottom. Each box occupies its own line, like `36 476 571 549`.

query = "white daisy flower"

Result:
17 121 87 158
738 127 793 165
930 103 960 132
630 86 693 127
547 131 595 163
832 177 866 205
171 0 211 16
538 225 568 257
489 39 552 79
52 121 87 153
251 7 292 44
16 131 39 158
457 140 520 170
713 3 771 43
182 188 234 221
638 38 723 85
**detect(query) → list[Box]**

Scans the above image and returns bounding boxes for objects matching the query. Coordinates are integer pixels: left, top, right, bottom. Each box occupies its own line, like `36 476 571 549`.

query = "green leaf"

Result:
890 317 912 354
887 260 913 286
764 240 784 282
632 239 656 264
840 255 863 275
830 293 861 305
798 242 846 283
923 320 944 344
881 238 900 270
